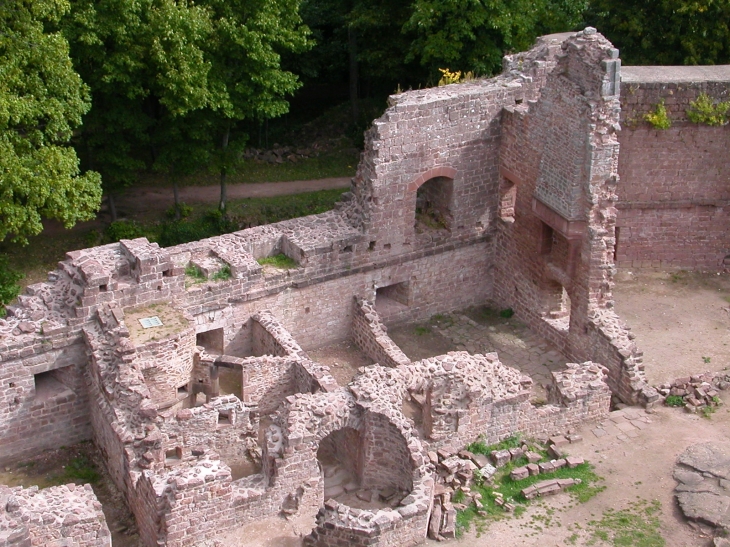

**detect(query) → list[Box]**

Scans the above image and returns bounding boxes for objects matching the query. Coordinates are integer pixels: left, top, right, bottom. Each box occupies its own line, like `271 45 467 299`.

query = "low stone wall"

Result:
352 298 411 368
251 310 309 359
0 484 111 547
216 354 338 414
349 352 610 452
305 498 430 547
582 310 659 406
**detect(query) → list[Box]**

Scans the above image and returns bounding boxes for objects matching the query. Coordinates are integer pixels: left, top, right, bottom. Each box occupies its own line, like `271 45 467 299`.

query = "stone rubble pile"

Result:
657 371 730 411
427 434 584 540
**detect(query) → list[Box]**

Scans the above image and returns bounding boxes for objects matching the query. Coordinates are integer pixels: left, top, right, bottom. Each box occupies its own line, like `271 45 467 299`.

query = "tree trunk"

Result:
108 193 118 223
219 126 231 213
172 180 181 220
348 26 359 126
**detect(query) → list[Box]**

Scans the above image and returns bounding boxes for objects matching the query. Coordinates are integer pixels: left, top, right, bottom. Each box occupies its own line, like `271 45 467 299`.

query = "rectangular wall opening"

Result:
196 328 224 355
539 222 554 255
375 281 411 319
34 367 74 403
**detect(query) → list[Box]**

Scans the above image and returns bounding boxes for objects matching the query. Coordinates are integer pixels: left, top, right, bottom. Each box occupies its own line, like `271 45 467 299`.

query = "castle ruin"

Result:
0 29 728 547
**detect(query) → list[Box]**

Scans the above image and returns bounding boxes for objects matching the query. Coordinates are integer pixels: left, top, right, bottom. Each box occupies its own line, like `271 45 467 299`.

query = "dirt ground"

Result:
613 270 730 385
2 271 729 547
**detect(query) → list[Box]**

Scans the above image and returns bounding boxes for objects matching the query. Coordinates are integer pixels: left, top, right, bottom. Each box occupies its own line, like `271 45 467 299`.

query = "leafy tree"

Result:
0 0 101 243
405 0 587 78
585 0 730 65
198 0 312 211
63 0 213 219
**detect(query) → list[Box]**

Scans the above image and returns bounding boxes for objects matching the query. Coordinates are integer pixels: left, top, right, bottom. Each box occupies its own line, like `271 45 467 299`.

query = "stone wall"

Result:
494 29 658 406
616 67 730 270
0 343 91 463
352 298 411 368
0 484 111 547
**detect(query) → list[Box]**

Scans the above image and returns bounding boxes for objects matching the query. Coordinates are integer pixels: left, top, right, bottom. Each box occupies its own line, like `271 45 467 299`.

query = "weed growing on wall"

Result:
257 254 298 269
438 68 475 86
687 93 730 126
644 100 671 129
211 265 232 281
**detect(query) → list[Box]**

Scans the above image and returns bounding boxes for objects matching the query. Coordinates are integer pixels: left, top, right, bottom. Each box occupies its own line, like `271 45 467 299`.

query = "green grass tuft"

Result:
587 499 665 547
257 253 298 269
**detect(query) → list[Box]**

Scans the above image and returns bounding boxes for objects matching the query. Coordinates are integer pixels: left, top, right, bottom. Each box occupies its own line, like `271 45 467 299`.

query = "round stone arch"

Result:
408 166 457 233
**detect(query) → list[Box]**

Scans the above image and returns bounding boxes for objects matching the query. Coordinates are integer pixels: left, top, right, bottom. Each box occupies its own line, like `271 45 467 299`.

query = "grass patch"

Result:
211 265 232 281
257 254 298 269
455 435 604 536
51 456 101 486
185 264 207 281
414 325 431 336
586 499 665 547
664 395 684 407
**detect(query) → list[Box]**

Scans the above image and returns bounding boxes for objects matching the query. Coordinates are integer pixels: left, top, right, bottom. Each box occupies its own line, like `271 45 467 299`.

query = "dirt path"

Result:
114 177 351 218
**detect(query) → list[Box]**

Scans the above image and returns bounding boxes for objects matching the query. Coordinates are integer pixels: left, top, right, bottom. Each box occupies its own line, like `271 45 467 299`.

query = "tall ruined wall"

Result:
616 67 730 270
495 29 657 405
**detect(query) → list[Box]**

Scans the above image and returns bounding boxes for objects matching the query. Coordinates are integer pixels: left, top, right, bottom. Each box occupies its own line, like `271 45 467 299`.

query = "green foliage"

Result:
0 0 102 244
466 435 523 456
700 404 717 418
499 308 514 319
644 101 671 129
166 203 194 220
257 254 298 269
211 265 232 281
586 0 730 66
414 325 431 336
702 356 712 364
405 0 587 78
455 455 604 536
185 264 206 281
664 395 685 407
104 220 152 243
0 254 23 313
47 454 102 486
586 499 665 547
59 456 101 484
687 93 730 126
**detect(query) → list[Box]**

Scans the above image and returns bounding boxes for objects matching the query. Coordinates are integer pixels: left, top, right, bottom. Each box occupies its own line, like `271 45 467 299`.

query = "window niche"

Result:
414 177 453 233
374 281 411 322
196 328 224 355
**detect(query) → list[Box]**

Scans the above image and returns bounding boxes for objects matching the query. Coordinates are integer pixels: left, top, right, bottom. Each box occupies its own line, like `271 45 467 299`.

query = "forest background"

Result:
1 0 729 310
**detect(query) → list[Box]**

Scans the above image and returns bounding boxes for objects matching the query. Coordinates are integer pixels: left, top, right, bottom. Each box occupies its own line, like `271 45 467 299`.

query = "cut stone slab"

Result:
674 442 730 531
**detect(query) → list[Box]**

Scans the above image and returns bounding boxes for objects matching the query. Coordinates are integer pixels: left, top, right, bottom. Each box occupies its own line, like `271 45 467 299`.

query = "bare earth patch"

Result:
124 302 190 345
613 270 730 385
307 340 373 386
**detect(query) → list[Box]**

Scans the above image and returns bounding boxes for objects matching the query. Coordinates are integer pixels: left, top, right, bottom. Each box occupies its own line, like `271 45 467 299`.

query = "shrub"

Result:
644 100 671 129
0 254 23 314
105 220 151 242
687 93 730 126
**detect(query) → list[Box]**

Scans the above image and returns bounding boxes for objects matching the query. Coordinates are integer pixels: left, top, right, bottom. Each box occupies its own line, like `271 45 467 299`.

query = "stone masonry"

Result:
0 28 727 546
